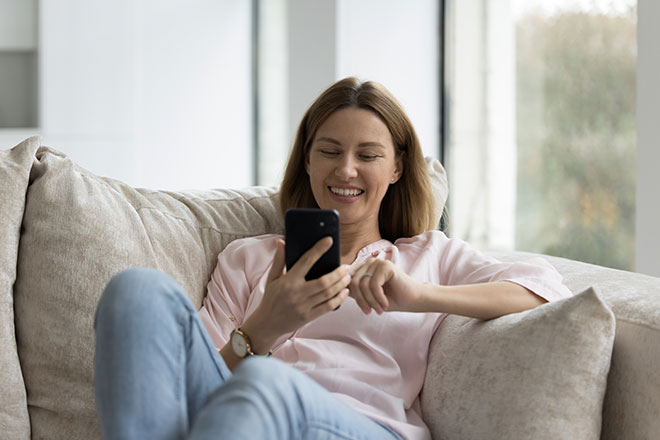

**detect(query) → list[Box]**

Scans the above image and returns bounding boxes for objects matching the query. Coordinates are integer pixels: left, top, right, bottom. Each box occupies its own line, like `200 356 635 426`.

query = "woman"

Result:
94 77 572 440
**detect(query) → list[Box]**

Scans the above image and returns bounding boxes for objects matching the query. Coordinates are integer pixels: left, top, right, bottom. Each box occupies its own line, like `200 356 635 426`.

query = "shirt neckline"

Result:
355 238 393 259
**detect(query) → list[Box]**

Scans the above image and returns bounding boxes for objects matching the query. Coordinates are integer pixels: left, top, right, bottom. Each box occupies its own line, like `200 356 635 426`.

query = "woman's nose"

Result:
335 156 358 179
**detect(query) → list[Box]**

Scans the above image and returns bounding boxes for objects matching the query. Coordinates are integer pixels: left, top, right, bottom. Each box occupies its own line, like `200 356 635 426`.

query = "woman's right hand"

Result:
244 237 351 345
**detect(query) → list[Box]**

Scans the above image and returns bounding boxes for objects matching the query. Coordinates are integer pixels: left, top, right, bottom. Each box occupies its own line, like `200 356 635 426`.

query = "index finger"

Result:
266 239 286 284
347 257 375 276
287 236 333 279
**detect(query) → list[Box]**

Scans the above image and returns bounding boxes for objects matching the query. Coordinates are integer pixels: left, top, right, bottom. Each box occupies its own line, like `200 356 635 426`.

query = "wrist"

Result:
240 314 279 356
415 282 446 313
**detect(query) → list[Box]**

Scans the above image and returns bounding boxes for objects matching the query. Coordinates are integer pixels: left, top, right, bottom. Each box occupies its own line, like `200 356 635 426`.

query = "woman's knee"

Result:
199 357 336 438
95 268 188 328
237 356 291 380
231 357 316 406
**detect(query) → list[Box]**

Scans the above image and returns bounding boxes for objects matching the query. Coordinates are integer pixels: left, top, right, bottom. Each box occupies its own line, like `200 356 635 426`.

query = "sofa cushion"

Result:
0 137 39 440
11 142 449 439
421 286 615 440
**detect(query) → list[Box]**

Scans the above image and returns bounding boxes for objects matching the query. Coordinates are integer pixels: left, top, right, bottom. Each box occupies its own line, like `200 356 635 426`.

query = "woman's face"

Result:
306 107 402 234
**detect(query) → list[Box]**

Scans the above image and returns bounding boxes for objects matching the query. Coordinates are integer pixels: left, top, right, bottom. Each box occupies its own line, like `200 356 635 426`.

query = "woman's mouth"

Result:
328 186 364 198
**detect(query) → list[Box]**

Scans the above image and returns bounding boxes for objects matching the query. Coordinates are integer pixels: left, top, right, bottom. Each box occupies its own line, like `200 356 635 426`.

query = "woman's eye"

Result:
320 150 339 156
360 155 378 160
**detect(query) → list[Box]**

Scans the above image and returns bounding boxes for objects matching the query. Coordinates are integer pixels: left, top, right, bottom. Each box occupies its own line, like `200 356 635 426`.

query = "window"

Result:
445 0 637 270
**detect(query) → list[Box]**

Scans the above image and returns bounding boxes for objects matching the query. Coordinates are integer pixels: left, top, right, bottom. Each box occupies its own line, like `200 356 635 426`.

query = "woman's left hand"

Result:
348 258 423 314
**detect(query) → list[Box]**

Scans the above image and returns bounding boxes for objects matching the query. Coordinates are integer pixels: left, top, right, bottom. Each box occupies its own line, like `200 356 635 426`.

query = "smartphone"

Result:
285 208 340 281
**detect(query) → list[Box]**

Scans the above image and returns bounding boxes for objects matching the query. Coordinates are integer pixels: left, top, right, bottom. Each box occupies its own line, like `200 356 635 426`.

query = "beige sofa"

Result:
1 137 659 439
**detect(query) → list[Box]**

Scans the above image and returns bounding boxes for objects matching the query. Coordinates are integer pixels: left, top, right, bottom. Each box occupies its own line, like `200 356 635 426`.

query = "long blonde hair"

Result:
279 77 436 242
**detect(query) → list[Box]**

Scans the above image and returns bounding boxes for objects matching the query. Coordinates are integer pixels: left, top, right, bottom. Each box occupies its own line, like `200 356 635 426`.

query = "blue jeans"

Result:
94 268 402 440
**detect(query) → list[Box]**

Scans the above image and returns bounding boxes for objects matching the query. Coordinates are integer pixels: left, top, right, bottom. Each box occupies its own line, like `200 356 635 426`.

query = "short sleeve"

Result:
432 232 573 302
198 235 280 350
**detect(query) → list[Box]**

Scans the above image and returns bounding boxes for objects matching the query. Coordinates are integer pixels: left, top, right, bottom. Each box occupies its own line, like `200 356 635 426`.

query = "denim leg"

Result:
95 268 402 440
94 268 231 440
189 356 402 440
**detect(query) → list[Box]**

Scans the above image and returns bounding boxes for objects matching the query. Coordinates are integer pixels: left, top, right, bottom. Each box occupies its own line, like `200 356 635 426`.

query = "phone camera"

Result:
319 221 325 227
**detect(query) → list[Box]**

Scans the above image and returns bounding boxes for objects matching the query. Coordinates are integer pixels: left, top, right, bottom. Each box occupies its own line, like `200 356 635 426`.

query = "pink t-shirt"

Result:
199 230 572 440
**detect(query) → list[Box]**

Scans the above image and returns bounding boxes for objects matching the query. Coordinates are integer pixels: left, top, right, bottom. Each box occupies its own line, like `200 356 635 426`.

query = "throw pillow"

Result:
421 286 615 440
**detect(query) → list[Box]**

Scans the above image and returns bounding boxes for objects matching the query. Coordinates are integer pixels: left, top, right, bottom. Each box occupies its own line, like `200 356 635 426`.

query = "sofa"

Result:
1 136 659 439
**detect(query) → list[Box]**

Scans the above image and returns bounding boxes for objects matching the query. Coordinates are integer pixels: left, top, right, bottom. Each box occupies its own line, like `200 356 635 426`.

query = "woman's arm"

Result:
349 259 548 320
416 281 546 320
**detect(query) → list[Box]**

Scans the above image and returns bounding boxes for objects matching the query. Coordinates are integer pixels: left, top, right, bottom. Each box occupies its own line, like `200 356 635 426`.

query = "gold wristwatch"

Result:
230 328 255 358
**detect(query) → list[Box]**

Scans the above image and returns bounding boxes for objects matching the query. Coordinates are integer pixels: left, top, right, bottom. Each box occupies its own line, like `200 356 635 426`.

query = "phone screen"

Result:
285 208 340 281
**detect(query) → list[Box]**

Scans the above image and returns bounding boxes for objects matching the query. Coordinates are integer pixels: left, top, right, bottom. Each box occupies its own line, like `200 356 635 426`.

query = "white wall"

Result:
285 0 439 159
39 0 252 190
636 0 660 277
336 0 439 159
287 0 338 142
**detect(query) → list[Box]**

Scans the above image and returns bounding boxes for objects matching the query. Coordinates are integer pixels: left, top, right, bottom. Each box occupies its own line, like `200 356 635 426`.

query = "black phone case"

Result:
285 209 340 281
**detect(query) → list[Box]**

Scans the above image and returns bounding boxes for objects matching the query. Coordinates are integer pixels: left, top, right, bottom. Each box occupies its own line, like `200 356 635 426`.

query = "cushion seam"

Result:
134 206 281 237
614 316 660 332
76 173 279 236
167 192 279 204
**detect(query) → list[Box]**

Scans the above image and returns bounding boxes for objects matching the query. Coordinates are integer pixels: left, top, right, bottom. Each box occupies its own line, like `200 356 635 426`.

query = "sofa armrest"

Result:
487 251 660 440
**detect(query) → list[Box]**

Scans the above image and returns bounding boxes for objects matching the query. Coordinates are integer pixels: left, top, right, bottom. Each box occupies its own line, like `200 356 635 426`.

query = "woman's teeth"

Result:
330 187 364 197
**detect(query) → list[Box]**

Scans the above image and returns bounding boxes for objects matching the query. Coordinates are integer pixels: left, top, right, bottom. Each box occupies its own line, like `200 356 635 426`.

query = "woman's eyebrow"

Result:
315 137 341 145
357 142 386 149
315 137 386 149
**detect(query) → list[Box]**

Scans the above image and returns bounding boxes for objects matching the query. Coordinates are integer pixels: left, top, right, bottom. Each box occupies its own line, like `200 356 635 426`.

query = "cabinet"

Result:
0 0 38 145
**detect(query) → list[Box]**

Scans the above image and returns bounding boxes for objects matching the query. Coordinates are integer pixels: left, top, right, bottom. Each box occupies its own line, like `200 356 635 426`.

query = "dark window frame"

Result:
439 0 449 231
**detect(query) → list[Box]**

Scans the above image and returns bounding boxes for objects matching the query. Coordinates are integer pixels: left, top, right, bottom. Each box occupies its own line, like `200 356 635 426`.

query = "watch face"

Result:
231 331 248 357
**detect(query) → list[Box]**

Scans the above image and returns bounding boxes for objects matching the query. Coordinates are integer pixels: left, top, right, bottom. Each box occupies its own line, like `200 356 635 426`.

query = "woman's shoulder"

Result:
391 230 480 262
218 234 283 261
393 229 450 248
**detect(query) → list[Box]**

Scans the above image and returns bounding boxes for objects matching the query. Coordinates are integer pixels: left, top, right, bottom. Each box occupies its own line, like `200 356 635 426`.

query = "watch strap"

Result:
231 327 273 357
232 327 254 357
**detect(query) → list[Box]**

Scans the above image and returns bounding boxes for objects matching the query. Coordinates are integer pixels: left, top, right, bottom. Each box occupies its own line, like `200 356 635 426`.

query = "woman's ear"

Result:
305 153 310 175
392 156 403 183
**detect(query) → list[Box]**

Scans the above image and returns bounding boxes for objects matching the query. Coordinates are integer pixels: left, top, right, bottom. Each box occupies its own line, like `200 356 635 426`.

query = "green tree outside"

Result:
515 7 636 270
